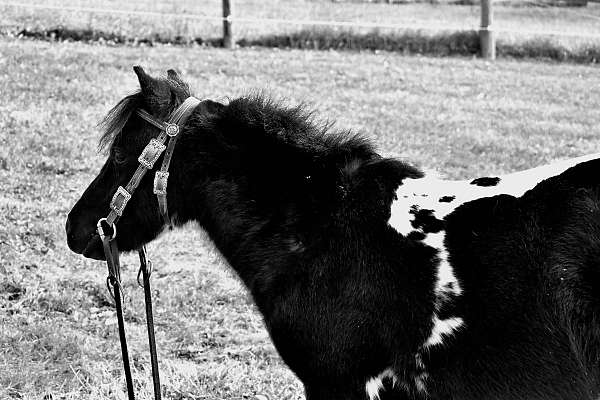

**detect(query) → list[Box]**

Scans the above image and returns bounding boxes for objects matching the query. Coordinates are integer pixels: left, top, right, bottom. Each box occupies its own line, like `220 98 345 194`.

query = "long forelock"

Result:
98 92 141 152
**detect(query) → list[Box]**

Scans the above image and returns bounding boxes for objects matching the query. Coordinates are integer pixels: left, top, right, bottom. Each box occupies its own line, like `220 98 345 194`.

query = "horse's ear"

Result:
133 65 160 96
167 69 181 81
133 66 172 111
166 68 191 93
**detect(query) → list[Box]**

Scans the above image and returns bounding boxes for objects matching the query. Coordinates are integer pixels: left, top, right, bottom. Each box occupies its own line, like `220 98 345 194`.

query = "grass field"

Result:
1 36 600 399
2 0 600 58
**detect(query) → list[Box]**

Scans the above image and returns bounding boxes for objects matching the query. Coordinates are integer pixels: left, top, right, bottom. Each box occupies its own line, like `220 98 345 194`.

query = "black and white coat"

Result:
373 153 600 400
66 80 600 400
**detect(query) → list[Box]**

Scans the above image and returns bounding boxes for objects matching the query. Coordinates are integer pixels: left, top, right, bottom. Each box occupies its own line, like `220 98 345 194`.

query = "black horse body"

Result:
66 68 600 400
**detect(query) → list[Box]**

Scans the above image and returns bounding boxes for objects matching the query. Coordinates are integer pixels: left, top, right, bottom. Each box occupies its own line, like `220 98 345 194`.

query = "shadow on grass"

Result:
13 26 600 64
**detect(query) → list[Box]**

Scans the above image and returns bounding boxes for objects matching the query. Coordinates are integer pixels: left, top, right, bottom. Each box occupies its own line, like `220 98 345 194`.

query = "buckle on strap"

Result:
110 186 131 216
165 123 179 137
138 139 166 169
153 171 169 195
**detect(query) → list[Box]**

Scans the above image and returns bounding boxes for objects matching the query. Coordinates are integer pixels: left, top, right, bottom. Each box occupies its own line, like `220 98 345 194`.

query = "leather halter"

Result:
96 96 201 400
99 96 202 233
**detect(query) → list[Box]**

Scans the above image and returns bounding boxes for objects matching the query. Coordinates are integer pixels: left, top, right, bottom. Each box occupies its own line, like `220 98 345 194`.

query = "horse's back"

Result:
438 157 600 399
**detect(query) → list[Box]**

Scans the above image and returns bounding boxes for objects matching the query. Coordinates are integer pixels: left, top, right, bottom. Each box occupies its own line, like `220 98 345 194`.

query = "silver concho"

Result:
165 123 180 137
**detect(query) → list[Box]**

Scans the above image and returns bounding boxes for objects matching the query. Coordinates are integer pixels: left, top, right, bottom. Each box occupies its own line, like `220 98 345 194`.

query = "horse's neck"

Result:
194 181 300 287
390 152 600 236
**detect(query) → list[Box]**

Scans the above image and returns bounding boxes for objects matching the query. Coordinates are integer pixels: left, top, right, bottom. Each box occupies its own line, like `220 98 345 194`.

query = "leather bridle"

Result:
96 96 202 400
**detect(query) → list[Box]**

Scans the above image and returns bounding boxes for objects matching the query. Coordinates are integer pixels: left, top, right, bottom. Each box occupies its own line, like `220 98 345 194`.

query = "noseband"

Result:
96 96 202 400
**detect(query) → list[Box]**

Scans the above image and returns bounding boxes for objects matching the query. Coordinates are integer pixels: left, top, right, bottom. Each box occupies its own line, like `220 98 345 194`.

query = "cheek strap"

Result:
152 96 201 228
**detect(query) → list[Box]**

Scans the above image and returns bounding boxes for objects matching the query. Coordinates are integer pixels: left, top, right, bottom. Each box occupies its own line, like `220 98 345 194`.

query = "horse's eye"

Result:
112 147 128 165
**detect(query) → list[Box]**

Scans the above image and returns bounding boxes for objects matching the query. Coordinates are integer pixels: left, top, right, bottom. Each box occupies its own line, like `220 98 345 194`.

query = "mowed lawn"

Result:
1 37 600 400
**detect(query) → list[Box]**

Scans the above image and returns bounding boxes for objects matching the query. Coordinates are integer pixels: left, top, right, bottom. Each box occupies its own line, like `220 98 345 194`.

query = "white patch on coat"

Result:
415 353 425 370
386 154 600 396
389 153 600 306
422 231 459 298
413 353 429 394
389 172 463 302
413 317 464 395
365 368 398 400
414 372 429 394
491 152 600 197
390 153 600 236
424 316 464 348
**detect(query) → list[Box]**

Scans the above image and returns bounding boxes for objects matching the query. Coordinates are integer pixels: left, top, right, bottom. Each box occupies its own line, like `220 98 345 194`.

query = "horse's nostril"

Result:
65 215 86 253
65 217 72 236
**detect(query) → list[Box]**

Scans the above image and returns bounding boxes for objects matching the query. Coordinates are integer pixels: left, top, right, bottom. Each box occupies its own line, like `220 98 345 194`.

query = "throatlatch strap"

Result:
156 97 201 227
156 133 179 226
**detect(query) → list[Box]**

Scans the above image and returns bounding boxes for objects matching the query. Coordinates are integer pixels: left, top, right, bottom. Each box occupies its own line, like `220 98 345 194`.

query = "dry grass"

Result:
1 36 600 399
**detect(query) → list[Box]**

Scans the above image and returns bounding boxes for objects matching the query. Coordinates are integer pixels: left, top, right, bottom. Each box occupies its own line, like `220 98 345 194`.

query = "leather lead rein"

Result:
97 96 202 400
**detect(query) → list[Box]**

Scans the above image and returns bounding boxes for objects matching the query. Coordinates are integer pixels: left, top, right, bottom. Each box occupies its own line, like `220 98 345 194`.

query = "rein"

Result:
97 96 202 400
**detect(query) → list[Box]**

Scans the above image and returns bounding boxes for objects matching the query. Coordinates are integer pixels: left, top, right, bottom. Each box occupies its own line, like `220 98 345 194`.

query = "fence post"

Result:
222 0 234 49
479 0 495 60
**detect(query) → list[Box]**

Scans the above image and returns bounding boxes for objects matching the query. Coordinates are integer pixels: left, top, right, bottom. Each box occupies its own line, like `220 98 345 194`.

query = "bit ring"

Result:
97 218 117 240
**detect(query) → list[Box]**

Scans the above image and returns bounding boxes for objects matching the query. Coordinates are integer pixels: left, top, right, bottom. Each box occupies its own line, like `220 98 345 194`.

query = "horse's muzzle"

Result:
65 216 106 260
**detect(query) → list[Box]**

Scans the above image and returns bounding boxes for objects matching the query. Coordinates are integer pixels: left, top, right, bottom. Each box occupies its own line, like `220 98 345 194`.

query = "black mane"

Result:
221 95 375 157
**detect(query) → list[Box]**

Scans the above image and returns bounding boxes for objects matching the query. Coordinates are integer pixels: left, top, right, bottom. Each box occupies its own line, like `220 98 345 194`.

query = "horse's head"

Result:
66 66 213 259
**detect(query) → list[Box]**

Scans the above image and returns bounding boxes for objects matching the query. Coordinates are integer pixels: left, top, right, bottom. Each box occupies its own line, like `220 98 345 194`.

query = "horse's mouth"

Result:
66 216 105 260
82 234 106 261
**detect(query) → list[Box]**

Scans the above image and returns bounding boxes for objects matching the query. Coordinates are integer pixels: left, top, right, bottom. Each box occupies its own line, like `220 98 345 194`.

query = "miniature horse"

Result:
66 67 600 400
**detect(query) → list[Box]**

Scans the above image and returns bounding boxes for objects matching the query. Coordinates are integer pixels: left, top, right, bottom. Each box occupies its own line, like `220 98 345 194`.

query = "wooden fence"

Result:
479 0 495 59
222 0 234 49
4 0 599 60
220 0 497 59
